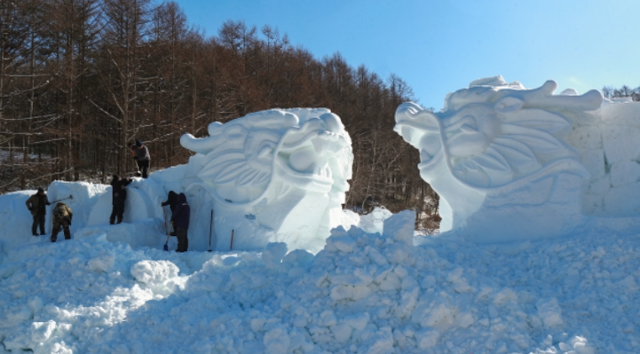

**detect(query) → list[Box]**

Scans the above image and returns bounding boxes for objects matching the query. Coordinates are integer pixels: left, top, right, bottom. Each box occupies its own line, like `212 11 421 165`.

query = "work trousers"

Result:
176 227 188 252
137 160 150 179
32 211 45 235
51 220 71 242
110 202 125 225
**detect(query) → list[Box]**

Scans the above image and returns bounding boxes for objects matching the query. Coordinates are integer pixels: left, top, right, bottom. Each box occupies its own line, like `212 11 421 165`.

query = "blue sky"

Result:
175 0 640 110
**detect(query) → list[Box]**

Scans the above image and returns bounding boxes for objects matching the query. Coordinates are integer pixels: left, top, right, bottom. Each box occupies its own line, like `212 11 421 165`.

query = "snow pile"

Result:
1 210 638 353
395 75 640 242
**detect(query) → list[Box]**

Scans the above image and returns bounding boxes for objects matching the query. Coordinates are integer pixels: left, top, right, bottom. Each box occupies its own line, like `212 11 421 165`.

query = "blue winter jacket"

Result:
171 193 190 229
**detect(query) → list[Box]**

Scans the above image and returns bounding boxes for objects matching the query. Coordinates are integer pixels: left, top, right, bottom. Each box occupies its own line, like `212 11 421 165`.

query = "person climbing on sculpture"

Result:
130 139 151 178
161 190 179 236
51 202 73 242
110 174 132 225
171 193 190 252
25 188 50 236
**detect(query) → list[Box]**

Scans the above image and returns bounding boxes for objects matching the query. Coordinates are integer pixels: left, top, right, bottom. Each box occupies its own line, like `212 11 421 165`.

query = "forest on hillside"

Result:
0 0 440 226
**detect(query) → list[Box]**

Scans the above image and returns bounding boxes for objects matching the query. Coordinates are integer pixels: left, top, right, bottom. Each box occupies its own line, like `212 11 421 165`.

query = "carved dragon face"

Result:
395 80 602 190
180 108 353 204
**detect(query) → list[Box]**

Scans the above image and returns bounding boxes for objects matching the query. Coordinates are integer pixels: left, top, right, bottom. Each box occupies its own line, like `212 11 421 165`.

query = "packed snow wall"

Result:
0 108 352 254
395 75 640 242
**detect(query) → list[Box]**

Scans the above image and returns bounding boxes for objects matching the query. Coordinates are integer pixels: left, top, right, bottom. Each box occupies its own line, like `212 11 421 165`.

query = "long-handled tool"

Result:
51 195 73 204
208 209 213 252
230 229 234 251
162 206 170 251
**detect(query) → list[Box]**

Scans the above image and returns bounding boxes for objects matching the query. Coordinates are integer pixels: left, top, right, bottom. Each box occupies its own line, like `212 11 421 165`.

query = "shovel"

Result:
162 206 170 251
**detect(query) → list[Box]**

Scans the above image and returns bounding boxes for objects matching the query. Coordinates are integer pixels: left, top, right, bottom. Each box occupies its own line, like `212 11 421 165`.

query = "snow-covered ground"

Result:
1 207 639 353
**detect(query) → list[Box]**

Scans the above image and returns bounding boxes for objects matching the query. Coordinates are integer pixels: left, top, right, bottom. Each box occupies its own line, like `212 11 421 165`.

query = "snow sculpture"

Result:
179 108 353 252
395 76 640 241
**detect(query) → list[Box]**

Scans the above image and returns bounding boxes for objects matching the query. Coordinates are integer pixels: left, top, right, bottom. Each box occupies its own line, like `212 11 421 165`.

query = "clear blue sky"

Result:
175 0 640 110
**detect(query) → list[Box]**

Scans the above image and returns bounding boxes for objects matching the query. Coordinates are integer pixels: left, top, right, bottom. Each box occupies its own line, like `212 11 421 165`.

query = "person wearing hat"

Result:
25 188 51 236
130 139 151 178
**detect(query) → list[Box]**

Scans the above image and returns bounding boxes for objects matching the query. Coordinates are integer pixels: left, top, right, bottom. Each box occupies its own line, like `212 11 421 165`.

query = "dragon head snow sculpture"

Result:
395 76 605 241
180 108 352 252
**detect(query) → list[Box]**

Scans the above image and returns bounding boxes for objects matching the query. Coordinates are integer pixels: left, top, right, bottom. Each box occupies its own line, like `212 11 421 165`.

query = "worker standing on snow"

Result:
110 175 132 225
130 139 151 178
51 202 73 242
161 190 179 236
171 193 190 252
25 188 50 236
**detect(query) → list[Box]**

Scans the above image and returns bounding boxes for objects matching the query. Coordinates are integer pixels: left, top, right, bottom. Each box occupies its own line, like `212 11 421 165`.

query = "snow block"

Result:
536 298 563 328
602 125 640 164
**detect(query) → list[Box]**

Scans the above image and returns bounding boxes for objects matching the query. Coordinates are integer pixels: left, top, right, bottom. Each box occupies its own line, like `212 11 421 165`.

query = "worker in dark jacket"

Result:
130 139 151 178
110 175 132 225
51 202 73 242
171 193 190 252
161 190 179 236
25 188 50 236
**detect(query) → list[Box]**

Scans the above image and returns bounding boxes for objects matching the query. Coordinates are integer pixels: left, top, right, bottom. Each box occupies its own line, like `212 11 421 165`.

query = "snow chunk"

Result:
382 210 415 245
415 328 440 349
330 284 372 301
87 251 115 273
130 260 179 286
536 298 563 328
263 327 290 354
262 242 288 267
31 320 57 343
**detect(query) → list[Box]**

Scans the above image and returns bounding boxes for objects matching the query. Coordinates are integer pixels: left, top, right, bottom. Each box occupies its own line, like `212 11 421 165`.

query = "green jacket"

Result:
25 194 50 215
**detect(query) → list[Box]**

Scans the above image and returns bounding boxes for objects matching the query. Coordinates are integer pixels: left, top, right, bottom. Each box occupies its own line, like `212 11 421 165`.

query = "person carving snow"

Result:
51 202 73 242
25 188 50 236
110 175 132 225
130 139 151 178
161 190 179 236
171 193 190 252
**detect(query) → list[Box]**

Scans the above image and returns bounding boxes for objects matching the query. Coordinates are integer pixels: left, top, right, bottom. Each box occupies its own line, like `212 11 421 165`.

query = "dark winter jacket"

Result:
171 193 190 230
161 191 179 213
111 176 132 205
26 193 50 215
133 145 150 162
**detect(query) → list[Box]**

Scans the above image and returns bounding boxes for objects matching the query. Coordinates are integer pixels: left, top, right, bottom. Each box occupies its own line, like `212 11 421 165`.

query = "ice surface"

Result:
395 76 640 241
